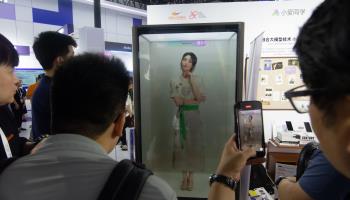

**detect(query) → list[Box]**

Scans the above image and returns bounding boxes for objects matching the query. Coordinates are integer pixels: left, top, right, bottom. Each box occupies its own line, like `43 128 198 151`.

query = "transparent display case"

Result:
133 23 244 198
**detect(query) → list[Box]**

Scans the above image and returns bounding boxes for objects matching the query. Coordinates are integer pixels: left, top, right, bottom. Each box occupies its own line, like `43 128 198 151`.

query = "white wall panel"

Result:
105 32 118 42
15 21 33 45
32 0 58 11
105 9 117 33
117 15 132 35
0 19 17 42
72 2 94 30
116 34 132 43
15 0 32 7
33 23 60 36
15 5 33 22
106 32 132 43
100 7 106 28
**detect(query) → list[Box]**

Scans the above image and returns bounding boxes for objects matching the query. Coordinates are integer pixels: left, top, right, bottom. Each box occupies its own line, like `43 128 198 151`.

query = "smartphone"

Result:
235 101 265 157
286 121 294 131
304 122 312 132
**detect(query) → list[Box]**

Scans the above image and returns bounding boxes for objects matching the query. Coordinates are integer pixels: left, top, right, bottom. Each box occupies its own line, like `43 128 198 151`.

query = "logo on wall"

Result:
188 10 206 19
168 10 206 21
168 11 186 20
272 9 306 16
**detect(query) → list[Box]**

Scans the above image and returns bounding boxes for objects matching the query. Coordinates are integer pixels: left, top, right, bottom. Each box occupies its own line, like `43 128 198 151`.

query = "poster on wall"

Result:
255 57 303 109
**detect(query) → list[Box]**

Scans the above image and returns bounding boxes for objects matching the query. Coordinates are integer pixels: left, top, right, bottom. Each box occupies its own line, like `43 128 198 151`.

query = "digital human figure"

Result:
170 52 206 191
242 115 254 148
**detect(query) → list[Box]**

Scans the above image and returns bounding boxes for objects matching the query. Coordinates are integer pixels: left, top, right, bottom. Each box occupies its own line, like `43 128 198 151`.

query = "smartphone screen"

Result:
304 122 312 132
235 101 265 156
286 121 293 131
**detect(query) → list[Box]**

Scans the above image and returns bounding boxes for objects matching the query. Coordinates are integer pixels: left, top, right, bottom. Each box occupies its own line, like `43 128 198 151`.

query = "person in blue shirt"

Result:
278 149 350 199
278 0 350 199
31 31 76 140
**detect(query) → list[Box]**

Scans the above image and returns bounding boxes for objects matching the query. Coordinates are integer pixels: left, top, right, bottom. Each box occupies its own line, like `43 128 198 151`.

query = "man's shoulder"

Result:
139 175 177 200
298 150 350 199
32 79 51 106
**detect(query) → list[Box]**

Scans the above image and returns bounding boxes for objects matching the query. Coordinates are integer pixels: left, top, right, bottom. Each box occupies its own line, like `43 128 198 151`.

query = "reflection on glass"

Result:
238 110 263 150
138 31 239 198
170 52 206 191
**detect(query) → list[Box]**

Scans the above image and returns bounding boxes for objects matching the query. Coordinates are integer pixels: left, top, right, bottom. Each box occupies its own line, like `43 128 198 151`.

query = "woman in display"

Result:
242 115 254 146
170 52 206 191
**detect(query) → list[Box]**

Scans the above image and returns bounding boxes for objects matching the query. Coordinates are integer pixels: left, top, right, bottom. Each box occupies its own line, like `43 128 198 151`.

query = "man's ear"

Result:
111 113 126 138
54 56 64 67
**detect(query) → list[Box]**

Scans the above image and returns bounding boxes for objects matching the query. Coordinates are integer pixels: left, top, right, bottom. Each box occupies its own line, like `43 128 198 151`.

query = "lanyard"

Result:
0 128 13 158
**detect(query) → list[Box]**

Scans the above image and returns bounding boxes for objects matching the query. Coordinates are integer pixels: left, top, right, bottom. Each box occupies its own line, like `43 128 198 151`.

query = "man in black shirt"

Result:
0 34 34 161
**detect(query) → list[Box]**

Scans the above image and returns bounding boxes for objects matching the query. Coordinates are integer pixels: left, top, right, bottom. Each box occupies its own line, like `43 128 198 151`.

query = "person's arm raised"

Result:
208 135 256 200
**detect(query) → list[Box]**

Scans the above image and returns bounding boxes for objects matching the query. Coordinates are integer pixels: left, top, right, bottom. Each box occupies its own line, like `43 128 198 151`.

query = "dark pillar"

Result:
94 0 101 28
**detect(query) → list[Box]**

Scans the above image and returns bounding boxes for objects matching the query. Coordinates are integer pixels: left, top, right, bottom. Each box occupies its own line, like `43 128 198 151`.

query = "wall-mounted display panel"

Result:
15 68 44 88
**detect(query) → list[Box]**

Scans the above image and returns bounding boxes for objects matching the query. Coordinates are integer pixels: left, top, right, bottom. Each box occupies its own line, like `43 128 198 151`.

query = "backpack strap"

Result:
0 157 18 175
97 159 153 200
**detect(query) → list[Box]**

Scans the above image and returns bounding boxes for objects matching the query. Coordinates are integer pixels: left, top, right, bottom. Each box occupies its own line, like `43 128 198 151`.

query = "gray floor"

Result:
155 170 209 198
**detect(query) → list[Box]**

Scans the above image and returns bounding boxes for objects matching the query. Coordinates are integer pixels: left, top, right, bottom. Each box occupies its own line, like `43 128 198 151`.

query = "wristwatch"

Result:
275 176 287 187
209 174 238 190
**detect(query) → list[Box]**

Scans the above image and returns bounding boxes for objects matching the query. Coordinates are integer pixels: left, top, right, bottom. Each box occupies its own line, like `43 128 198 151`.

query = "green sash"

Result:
179 104 199 149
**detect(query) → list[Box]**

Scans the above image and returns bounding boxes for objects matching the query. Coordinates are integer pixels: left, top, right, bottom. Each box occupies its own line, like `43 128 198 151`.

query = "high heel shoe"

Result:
187 171 193 191
181 171 188 190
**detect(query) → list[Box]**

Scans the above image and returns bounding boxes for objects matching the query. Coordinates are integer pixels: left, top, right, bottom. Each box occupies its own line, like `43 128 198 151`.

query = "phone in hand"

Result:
234 101 266 158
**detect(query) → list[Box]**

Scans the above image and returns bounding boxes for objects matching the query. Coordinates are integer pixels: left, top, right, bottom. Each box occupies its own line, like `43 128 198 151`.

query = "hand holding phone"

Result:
216 136 256 181
235 101 266 158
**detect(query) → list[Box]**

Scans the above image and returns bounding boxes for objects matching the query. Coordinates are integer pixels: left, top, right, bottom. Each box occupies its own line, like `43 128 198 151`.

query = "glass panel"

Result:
138 31 239 198
292 96 310 113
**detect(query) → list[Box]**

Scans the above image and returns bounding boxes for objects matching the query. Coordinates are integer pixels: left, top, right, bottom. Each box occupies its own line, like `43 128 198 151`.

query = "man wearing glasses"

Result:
276 0 350 199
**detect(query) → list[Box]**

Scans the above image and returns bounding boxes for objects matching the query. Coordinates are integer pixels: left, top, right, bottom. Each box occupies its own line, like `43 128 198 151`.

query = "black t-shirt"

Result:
0 105 27 161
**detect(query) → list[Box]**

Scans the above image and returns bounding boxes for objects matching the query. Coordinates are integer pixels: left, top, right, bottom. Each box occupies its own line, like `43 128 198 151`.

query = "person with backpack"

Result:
0 53 174 200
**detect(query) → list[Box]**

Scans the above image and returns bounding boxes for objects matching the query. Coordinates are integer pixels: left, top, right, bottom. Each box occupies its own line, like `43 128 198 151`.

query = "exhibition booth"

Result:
136 0 323 199
0 0 325 199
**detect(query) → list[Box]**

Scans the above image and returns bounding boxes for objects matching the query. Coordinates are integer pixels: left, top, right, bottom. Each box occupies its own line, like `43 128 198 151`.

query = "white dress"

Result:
169 75 205 171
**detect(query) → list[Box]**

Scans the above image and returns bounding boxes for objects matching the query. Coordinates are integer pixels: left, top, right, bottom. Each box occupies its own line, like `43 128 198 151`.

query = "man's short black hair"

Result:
51 53 129 136
32 31 77 70
294 0 350 118
0 34 19 67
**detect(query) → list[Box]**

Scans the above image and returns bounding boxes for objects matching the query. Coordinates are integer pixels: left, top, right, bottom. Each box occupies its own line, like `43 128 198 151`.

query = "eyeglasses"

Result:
284 85 326 113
